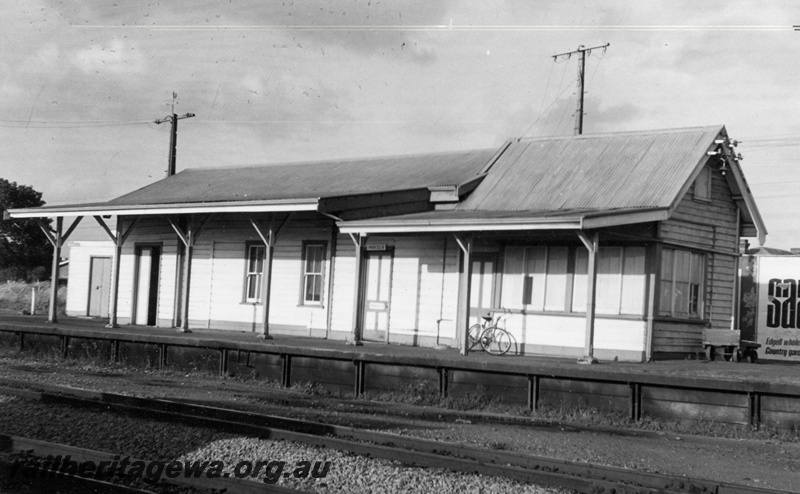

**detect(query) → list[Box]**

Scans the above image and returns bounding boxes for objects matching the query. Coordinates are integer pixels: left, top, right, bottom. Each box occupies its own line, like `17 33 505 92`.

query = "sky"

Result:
1 0 799 249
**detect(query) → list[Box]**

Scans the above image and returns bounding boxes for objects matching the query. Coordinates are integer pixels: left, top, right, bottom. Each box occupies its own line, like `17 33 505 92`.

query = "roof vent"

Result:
428 184 459 203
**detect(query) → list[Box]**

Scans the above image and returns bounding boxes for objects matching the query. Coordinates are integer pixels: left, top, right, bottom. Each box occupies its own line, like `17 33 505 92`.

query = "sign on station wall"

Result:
755 256 800 361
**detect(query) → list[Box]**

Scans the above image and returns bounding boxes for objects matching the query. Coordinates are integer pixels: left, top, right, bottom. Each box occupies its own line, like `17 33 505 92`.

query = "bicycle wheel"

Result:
481 327 512 355
467 323 484 351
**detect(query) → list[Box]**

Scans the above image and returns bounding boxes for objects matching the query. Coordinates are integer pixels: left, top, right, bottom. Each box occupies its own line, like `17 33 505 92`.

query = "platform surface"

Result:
1 314 799 390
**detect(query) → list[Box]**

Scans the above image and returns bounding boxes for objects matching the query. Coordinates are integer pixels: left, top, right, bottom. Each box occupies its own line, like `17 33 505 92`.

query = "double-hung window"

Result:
659 248 705 319
245 244 265 303
572 246 646 315
500 246 568 311
302 242 326 305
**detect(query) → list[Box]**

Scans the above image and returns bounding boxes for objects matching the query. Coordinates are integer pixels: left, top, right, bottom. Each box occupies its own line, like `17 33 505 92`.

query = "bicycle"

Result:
467 313 512 355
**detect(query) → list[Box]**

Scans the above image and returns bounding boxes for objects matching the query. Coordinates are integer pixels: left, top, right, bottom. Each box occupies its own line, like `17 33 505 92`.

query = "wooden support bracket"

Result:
281 354 292 387
111 340 120 363
167 217 189 247
527 375 540 412
749 392 762 429
61 217 83 243
353 360 366 396
158 344 168 370
219 349 229 376
38 223 56 248
438 367 449 398
630 383 642 421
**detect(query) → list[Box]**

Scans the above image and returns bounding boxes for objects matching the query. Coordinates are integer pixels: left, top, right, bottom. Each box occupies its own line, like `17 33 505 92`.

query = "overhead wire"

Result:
0 118 154 129
521 56 574 138
520 79 576 138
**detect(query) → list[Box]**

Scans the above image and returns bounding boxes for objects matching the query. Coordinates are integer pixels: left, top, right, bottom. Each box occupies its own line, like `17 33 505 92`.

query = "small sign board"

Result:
368 301 387 310
366 244 387 251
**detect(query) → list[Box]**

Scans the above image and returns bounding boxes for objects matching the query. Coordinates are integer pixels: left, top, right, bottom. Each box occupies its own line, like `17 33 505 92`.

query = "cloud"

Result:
47 0 447 65
72 39 144 74
584 101 643 132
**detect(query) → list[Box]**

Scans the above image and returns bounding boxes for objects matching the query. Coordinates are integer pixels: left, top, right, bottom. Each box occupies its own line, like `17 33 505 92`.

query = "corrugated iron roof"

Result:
456 125 724 212
109 149 496 206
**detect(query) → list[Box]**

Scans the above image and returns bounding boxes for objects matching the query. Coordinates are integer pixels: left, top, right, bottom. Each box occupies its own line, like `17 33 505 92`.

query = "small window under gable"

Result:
694 166 712 202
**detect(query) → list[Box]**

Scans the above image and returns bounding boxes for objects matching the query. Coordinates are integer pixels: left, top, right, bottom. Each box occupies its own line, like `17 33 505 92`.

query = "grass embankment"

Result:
0 281 66 315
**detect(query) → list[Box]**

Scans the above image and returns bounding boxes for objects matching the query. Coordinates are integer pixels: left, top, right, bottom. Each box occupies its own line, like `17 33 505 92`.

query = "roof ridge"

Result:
179 147 498 173
513 125 724 143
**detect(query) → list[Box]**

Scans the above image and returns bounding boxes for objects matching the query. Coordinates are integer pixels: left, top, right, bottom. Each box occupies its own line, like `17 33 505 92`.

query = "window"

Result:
302 242 326 305
573 246 646 315
501 246 568 311
245 244 265 302
694 167 712 202
502 245 646 315
659 248 705 319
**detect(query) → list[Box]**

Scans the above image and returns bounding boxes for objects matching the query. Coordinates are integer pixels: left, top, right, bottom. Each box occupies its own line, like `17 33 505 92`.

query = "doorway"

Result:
87 256 112 317
469 254 497 325
133 245 161 326
362 249 393 342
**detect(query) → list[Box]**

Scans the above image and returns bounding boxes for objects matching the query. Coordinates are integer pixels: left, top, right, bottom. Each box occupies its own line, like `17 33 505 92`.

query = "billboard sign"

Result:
756 256 800 361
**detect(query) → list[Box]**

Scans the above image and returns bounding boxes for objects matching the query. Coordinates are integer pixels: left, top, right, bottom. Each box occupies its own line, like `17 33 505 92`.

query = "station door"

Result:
469 254 497 326
133 245 161 326
362 250 393 341
87 256 112 317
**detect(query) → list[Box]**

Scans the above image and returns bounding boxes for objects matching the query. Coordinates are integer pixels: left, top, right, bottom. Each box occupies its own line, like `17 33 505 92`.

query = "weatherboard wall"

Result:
65 241 115 317
360 235 460 347
113 217 180 326
191 214 332 334
654 164 740 356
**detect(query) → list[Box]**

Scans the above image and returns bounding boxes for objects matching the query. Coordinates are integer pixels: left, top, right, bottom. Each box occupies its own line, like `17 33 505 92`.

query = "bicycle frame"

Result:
467 309 512 355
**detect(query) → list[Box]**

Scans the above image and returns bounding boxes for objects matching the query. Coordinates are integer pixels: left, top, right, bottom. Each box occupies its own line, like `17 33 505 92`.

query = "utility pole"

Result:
552 43 609 135
155 92 195 177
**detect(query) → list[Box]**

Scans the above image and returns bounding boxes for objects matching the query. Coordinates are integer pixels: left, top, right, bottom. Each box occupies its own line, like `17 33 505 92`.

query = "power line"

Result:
154 92 195 177
0 120 152 129
551 43 610 135
521 79 576 137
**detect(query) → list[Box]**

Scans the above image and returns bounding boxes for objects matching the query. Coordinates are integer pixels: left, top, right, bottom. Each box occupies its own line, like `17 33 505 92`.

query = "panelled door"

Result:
362 250 393 341
469 254 497 326
87 257 112 317
133 246 161 326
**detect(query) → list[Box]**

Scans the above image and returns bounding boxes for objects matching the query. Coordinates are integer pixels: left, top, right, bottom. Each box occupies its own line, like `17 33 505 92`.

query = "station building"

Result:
6 125 766 362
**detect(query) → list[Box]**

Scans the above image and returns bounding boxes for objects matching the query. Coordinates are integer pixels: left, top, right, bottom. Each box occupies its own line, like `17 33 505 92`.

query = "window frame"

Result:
243 242 265 304
501 243 647 317
693 167 712 203
572 245 646 316
300 241 327 307
658 247 706 320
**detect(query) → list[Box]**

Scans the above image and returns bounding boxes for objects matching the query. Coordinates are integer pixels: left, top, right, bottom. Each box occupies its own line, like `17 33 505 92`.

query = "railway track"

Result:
0 435 303 494
0 379 793 494
0 438 157 494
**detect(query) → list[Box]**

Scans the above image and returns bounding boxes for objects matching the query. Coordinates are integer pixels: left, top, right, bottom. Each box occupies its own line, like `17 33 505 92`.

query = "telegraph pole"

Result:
155 92 195 177
552 43 609 135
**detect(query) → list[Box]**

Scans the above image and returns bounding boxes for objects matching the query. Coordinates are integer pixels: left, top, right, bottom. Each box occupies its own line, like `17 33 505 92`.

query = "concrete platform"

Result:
2 314 800 429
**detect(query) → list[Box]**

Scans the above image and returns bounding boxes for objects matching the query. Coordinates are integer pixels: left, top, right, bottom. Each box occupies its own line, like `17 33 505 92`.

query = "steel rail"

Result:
0 380 793 494
0 440 157 494
0 434 301 494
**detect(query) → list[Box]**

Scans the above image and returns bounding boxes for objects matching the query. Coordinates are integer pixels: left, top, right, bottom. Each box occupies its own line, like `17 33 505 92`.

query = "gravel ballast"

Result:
0 393 564 493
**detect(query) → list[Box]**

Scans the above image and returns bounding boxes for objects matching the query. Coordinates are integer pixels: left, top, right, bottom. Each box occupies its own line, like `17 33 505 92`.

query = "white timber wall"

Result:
500 313 646 361
117 217 180 325
329 233 356 339
360 235 460 347
65 240 114 317
195 214 332 334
